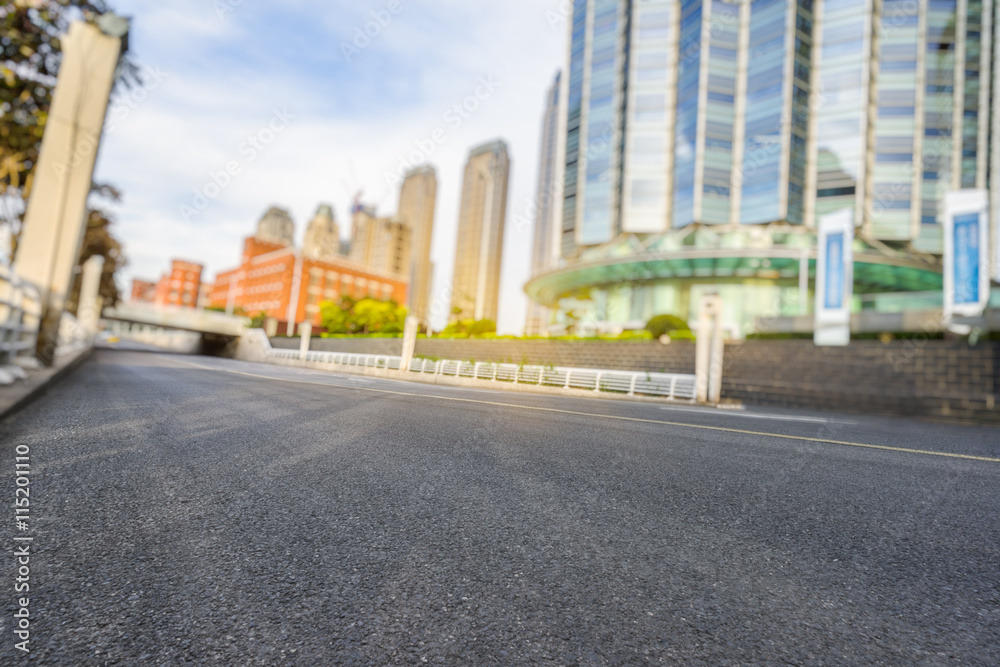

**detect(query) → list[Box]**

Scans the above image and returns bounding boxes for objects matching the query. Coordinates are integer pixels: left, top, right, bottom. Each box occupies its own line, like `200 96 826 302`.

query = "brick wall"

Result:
721 340 999 422
271 336 999 421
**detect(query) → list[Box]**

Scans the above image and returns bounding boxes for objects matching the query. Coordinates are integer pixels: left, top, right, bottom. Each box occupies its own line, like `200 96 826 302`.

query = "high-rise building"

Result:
349 203 412 280
526 0 994 335
397 166 438 326
450 140 511 323
303 204 341 261
255 206 295 247
526 72 563 336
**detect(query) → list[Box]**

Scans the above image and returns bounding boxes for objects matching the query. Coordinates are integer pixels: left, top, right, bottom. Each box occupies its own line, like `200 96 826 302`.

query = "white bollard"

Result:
78 255 105 342
298 322 312 360
400 316 419 372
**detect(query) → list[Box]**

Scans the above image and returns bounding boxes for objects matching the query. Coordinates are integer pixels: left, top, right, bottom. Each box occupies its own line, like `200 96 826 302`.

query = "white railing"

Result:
406 358 696 400
262 338 695 401
0 265 42 365
267 346 403 371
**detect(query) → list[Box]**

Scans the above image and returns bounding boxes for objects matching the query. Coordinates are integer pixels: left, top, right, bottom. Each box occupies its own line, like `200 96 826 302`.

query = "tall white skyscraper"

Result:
525 72 562 336
450 140 511 323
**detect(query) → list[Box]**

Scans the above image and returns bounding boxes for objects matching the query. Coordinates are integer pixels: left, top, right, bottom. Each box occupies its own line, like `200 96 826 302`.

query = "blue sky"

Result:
96 0 567 333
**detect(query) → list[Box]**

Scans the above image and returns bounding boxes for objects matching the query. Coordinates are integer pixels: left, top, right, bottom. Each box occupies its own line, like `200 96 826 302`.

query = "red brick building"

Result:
131 260 205 308
152 260 204 308
208 237 408 331
130 279 157 303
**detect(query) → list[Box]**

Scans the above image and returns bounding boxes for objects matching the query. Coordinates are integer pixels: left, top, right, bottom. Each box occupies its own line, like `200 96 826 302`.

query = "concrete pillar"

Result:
12 17 128 365
400 316 419 371
264 317 278 337
298 322 312 360
695 294 725 404
77 255 105 341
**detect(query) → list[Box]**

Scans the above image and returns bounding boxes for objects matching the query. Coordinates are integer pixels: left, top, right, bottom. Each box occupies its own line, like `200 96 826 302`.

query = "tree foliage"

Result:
64 184 125 312
320 297 408 335
439 318 497 338
2 1 115 205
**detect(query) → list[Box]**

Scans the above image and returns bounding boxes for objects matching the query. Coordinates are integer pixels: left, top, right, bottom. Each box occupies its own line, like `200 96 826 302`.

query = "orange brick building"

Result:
208 237 408 331
131 260 205 308
130 279 157 303
153 260 204 308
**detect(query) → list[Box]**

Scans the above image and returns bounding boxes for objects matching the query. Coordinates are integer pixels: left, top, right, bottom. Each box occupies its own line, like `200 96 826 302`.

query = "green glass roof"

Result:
526 228 944 306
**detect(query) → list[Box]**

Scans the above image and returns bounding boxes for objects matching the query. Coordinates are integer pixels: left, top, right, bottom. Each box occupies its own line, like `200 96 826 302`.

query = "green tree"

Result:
64 186 125 313
320 297 406 334
319 300 350 333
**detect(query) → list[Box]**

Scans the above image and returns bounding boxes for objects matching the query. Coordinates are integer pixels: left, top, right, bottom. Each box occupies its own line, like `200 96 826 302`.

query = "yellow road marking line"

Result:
175 359 1000 464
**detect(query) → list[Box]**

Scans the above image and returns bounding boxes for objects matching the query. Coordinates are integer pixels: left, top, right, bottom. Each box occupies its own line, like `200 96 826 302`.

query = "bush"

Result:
616 329 653 341
666 329 695 341
468 319 497 336
645 314 690 339
437 318 497 338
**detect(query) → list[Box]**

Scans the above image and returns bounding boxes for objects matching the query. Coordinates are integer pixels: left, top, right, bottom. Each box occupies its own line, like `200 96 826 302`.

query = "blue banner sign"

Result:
952 212 980 306
824 232 844 310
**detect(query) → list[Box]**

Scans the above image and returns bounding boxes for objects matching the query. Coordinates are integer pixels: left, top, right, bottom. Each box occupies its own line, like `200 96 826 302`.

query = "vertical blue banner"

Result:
824 232 844 310
952 213 980 306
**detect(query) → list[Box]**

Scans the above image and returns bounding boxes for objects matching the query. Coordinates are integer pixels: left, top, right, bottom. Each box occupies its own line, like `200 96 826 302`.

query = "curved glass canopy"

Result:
526 226 943 307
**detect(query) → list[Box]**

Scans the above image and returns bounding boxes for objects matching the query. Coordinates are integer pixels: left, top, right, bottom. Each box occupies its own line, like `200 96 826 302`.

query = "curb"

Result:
0 347 94 422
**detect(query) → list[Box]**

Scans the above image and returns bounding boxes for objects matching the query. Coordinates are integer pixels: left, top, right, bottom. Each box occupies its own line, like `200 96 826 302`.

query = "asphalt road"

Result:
2 348 998 665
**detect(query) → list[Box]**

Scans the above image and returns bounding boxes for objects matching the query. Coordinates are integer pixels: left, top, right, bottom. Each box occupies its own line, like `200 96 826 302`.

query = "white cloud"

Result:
95 0 565 334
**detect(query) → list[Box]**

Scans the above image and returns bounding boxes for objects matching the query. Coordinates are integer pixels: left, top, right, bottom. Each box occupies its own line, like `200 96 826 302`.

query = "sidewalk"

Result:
0 347 92 421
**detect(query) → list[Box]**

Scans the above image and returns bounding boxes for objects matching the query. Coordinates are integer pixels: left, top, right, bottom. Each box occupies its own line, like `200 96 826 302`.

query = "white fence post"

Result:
298 322 312 361
400 315 418 372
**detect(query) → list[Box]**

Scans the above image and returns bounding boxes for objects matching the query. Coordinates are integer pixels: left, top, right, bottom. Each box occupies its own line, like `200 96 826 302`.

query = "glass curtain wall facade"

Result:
538 0 996 333
558 0 993 249
526 73 564 336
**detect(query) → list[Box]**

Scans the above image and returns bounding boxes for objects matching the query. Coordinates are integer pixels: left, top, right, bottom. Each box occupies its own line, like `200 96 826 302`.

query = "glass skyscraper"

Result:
526 0 998 334
526 73 563 336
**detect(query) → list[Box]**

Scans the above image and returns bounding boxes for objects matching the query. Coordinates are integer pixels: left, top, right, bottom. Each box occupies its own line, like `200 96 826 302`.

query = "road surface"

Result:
2 348 998 664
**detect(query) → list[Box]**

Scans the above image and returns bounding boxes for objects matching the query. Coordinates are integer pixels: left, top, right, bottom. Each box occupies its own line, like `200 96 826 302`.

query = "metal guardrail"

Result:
0 265 42 365
263 342 696 401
